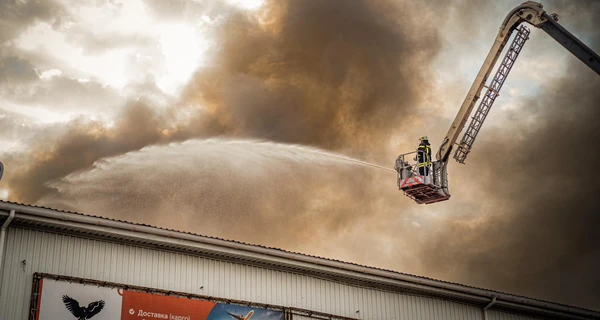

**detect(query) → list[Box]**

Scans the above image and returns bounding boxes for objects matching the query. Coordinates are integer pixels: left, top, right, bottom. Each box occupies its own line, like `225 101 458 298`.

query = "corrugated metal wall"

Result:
487 310 542 320
291 315 314 320
0 227 538 320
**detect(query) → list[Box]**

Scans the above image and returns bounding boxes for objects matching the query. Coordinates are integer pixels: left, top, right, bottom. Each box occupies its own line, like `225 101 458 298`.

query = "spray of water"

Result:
44 138 397 208
290 146 397 173
213 139 397 173
117 138 396 174
40 138 397 239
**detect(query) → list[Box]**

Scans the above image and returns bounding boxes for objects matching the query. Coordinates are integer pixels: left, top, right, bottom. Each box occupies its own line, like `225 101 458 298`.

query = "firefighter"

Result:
417 136 431 176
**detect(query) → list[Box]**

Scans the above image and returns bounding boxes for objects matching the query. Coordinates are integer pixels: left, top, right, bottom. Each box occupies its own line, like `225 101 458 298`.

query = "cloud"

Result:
0 107 41 148
0 56 39 83
65 30 155 55
0 0 67 43
142 0 233 22
0 56 125 119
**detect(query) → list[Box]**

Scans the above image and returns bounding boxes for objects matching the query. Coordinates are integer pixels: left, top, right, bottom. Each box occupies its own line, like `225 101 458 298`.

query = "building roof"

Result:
1 200 599 320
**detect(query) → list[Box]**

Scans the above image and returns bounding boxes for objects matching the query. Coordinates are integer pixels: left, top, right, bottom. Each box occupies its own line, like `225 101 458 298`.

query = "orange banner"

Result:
121 291 216 320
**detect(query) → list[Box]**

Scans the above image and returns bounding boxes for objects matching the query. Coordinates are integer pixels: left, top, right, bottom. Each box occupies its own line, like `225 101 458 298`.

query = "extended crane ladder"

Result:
454 25 530 163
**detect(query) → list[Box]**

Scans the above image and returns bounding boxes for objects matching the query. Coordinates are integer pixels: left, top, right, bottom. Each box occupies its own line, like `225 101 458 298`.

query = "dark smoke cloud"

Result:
6 0 438 201
3 0 600 313
185 0 439 152
418 59 600 308
4 101 174 202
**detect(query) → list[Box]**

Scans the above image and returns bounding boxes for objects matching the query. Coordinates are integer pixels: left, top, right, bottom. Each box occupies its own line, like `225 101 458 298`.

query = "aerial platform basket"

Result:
395 150 450 205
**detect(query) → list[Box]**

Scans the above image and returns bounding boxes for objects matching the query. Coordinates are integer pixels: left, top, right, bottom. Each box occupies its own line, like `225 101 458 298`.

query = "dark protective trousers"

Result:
417 142 431 176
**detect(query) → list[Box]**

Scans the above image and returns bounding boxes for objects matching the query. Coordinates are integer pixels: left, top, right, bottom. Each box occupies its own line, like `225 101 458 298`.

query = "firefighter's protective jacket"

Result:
417 141 431 168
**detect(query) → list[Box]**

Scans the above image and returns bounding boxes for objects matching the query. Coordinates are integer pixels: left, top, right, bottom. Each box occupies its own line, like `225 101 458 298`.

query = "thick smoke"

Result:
5 102 176 201
2 0 600 312
6 0 438 202
185 0 439 152
419 59 600 309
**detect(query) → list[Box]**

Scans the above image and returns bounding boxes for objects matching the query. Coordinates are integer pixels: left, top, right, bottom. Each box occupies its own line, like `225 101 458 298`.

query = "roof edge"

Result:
1 202 598 319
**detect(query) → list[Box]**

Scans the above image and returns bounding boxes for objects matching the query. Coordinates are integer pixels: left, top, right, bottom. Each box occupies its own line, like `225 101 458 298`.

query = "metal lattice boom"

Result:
454 25 530 163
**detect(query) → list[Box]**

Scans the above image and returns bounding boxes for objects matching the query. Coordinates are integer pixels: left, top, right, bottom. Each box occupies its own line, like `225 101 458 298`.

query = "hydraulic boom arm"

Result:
396 1 599 205
436 1 600 163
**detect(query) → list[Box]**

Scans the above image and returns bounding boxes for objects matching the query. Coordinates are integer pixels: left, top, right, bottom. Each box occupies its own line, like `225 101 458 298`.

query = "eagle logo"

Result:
62 295 105 319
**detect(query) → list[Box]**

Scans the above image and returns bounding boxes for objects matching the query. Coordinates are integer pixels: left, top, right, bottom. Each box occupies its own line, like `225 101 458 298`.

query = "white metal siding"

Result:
488 310 544 320
0 227 533 320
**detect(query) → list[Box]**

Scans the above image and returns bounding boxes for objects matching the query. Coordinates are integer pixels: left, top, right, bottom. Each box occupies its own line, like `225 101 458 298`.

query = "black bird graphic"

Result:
62 295 105 320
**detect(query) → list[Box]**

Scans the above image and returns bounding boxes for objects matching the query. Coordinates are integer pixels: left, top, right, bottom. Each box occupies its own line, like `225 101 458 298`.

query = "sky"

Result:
1 0 600 312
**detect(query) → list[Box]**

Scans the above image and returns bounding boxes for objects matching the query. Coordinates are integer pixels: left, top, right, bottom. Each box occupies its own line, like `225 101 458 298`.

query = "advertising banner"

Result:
35 278 284 320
